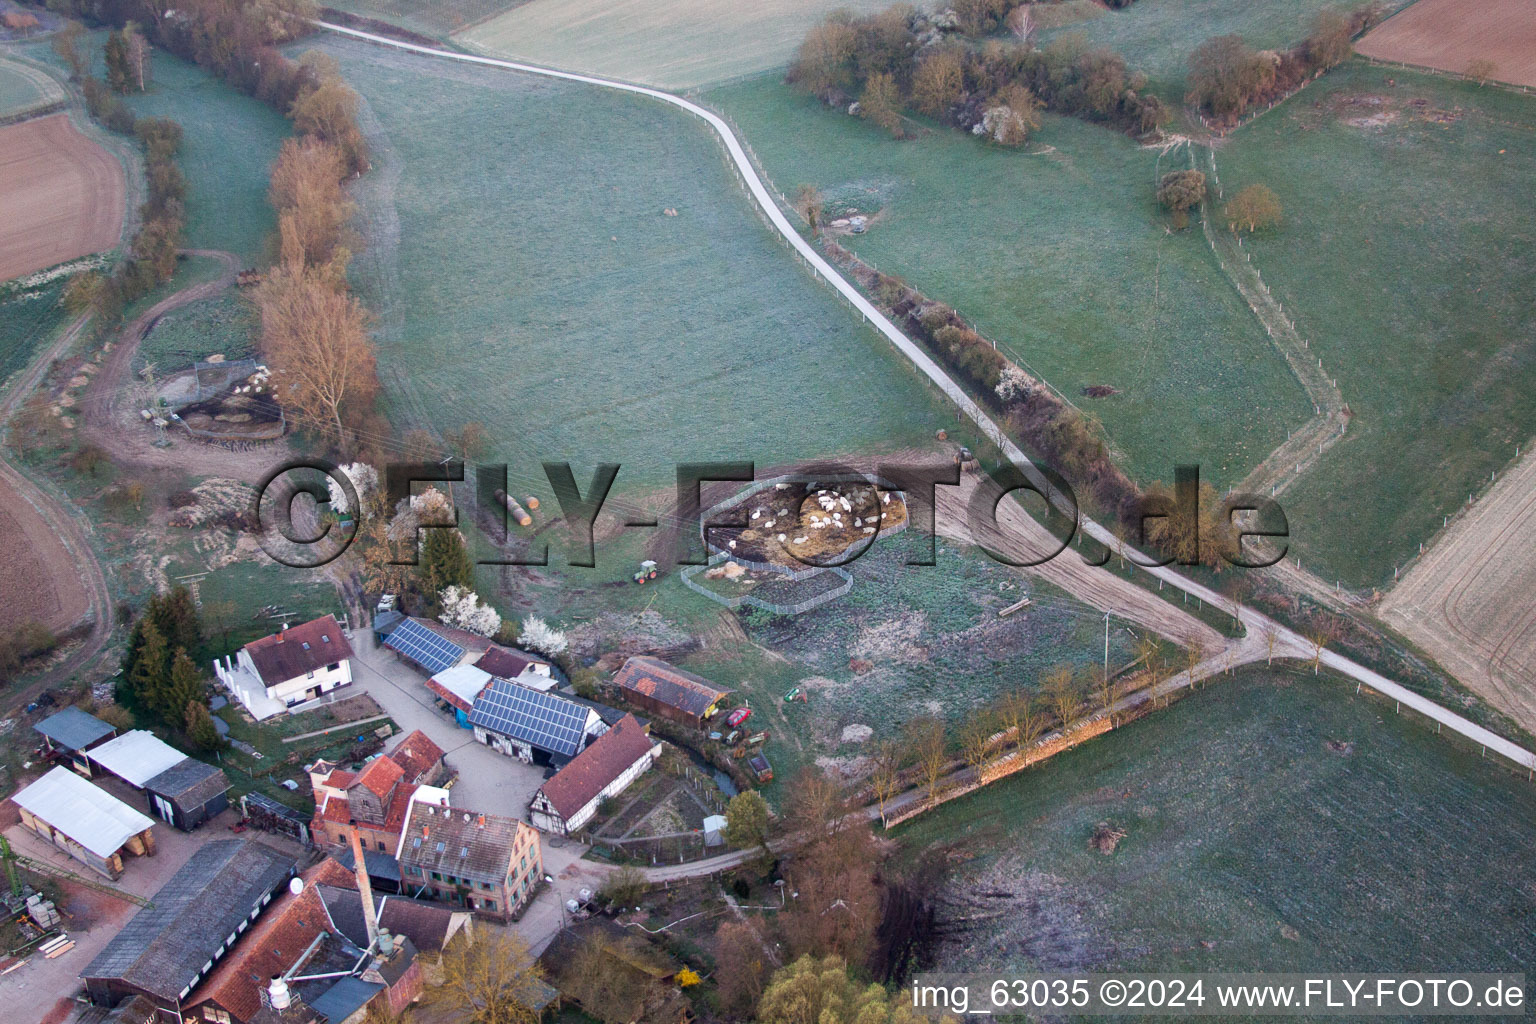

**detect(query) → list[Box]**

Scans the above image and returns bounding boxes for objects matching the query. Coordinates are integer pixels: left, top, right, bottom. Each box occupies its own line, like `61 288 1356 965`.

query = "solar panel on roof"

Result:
468 679 589 756
384 619 465 676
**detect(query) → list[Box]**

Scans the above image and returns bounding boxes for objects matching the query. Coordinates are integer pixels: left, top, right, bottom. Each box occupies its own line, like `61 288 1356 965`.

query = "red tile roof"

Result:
189 873 331 1022
612 657 731 718
318 794 352 825
321 769 356 791
307 857 359 890
355 756 403 800
539 715 657 821
243 615 354 687
387 731 444 785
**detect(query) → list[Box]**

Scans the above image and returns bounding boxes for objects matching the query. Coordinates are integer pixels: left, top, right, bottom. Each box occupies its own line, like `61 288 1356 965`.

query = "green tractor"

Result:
632 559 660 584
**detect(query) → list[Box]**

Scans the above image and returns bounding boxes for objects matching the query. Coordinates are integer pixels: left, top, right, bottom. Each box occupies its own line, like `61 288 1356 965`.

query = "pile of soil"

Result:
1090 821 1127 854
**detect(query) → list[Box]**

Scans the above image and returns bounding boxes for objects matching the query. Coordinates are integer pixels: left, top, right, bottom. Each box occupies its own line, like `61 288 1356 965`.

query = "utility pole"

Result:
1103 612 1111 686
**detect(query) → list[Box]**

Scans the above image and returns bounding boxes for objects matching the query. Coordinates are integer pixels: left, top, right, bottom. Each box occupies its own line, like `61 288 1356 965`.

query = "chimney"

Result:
477 814 485 828
347 828 380 948
268 977 291 1011
277 624 288 642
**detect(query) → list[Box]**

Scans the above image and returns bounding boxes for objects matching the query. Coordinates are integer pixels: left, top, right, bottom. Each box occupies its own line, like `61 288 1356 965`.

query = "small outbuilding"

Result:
612 656 731 729
87 730 190 789
33 706 118 776
11 767 157 879
143 758 231 831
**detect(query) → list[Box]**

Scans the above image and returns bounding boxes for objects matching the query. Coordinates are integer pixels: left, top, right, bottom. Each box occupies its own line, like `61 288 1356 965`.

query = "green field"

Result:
1217 62 1536 586
459 0 893 90
0 53 63 120
898 668 1536 973
136 288 259 374
1036 0 1412 98
0 279 70 390
315 34 956 489
707 76 1310 490
116 51 290 263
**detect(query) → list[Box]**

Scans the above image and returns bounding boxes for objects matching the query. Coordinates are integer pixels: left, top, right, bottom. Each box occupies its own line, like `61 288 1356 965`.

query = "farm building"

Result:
11 767 156 880
397 803 543 921
214 615 355 720
426 664 492 727
306 730 451 856
475 644 557 691
468 677 605 766
381 616 491 677
530 715 661 835
33 706 118 776
314 882 474 958
87 730 191 788
81 840 298 1017
143 757 231 831
612 656 731 728
182 859 425 1024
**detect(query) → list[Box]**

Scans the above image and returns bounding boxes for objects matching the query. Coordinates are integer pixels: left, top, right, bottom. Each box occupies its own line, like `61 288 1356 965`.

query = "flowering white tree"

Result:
438 586 501 637
326 461 379 517
517 616 568 657
995 365 1033 405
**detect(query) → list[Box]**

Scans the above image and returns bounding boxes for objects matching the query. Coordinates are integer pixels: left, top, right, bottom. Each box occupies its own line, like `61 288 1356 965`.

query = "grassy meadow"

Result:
316 34 957 489
1035 0 1413 98
1218 62 1536 586
0 53 63 119
898 668 1536 973
707 75 1311 490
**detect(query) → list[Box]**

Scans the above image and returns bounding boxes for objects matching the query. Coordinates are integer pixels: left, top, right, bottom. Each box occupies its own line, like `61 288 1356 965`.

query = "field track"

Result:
0 113 124 283
1381 446 1536 734
318 21 1536 774
1357 0 1536 88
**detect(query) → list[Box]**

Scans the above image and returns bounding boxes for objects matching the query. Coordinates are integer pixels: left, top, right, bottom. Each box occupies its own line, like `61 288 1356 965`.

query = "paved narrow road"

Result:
315 20 1536 785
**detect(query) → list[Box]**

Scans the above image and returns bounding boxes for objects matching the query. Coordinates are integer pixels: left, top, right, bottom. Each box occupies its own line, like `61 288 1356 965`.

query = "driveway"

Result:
347 632 548 820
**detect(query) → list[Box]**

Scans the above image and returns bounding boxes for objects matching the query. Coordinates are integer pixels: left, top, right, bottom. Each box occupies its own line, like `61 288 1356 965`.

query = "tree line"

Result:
118 586 222 752
47 0 385 456
789 5 1167 144
51 26 185 328
1187 4 1383 123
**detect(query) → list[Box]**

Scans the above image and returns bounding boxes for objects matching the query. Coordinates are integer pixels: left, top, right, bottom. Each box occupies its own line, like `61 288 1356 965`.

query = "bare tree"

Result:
1262 622 1280 666
904 715 948 806
123 22 151 92
794 184 824 234
428 930 546 1024
1044 665 1081 729
867 740 903 824
258 269 377 448
959 710 999 780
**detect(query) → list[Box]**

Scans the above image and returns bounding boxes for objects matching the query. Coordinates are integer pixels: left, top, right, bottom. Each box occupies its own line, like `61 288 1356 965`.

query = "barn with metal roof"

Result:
468 678 603 765
12 767 157 879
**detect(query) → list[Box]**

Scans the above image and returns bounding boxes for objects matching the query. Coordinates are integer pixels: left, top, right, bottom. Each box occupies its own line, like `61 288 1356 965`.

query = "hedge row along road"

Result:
314 22 1536 783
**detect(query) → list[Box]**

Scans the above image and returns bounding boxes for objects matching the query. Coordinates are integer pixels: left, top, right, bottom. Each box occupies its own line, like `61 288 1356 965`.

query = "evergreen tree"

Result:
104 30 130 94
126 618 170 713
150 586 203 657
419 529 473 613
185 700 222 752
160 648 205 727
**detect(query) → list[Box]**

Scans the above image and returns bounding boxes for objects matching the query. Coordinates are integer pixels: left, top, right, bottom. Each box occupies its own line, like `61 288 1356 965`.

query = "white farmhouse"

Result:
214 614 355 719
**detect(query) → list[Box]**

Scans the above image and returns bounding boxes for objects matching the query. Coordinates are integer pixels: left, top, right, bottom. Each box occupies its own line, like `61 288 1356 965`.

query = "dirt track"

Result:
80 249 295 478
935 470 1225 651
1380 444 1536 734
1358 0 1536 88
0 113 124 283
